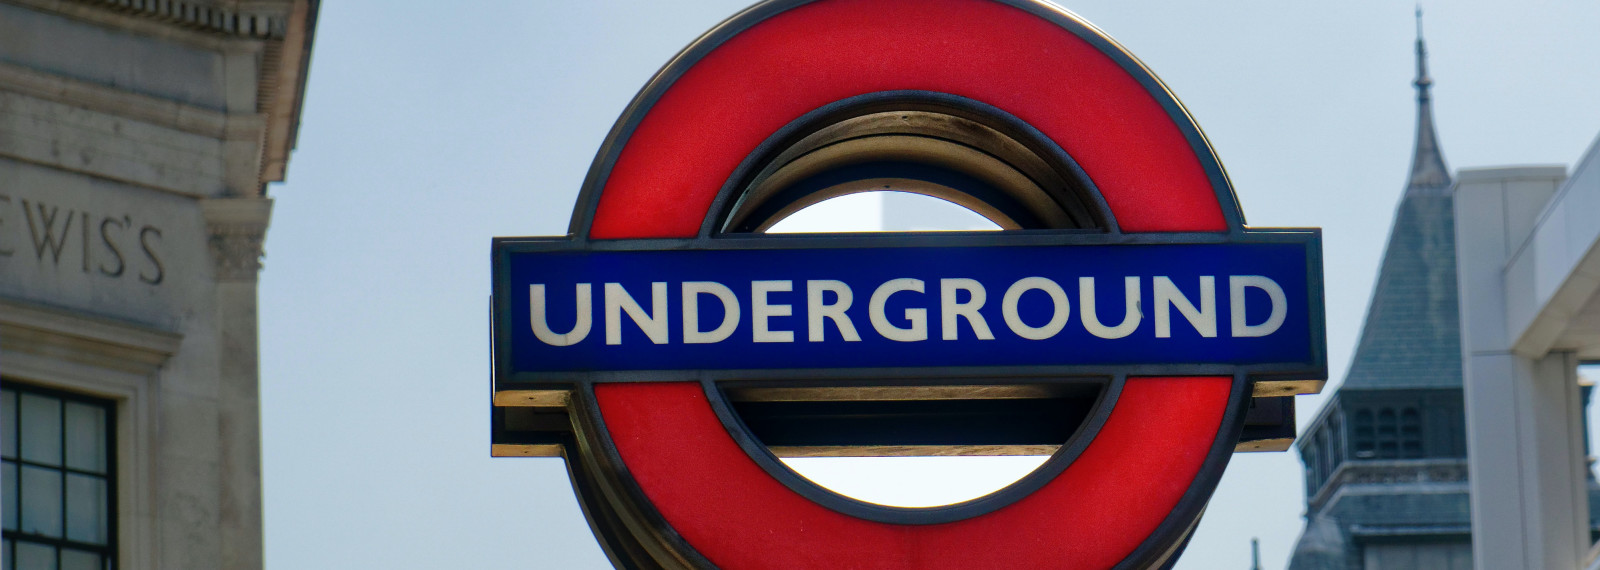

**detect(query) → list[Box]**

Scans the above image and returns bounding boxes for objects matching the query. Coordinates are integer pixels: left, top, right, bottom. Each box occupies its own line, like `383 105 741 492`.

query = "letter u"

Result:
531 283 592 346
1080 277 1141 339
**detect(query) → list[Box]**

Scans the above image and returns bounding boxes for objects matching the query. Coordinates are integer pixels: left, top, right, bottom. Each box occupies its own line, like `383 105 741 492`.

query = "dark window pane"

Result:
20 466 62 538
63 404 106 475
1352 409 1374 454
64 474 107 545
5 384 116 568
19 395 61 467
3 389 16 458
59 549 99 570
4 460 17 531
1377 409 1397 436
15 540 56 570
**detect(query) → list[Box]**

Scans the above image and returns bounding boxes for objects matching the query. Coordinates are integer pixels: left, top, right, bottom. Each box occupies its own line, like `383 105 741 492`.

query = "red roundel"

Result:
598 379 1228 569
588 0 1228 239
564 0 1248 568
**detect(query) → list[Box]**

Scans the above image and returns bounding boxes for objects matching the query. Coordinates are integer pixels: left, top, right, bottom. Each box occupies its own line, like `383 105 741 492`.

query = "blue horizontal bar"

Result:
499 242 1316 374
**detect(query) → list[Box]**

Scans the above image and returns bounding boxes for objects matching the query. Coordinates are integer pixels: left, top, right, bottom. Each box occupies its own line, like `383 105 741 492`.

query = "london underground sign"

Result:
504 240 1315 373
490 0 1326 568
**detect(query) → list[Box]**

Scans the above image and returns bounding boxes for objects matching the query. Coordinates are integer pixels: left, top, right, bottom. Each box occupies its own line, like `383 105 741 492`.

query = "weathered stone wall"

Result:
0 1 313 568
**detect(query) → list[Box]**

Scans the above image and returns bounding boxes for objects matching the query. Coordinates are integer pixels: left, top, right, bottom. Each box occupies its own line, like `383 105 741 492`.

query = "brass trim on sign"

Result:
490 443 563 457
492 390 570 408
1252 379 1326 397
1234 438 1295 453
769 444 1061 458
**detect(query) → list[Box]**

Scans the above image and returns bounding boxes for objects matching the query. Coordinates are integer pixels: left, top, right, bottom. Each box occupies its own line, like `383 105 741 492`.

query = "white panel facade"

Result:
1456 149 1600 570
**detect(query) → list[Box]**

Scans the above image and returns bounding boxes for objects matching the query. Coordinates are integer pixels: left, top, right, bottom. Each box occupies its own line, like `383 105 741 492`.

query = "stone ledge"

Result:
0 295 181 375
0 62 231 138
1307 458 1469 512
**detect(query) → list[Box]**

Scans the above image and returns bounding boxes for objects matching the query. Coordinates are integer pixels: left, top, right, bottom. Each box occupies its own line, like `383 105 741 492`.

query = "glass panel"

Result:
19 466 62 538
4 539 11 570
62 404 105 474
19 395 60 467
58 550 97 570
4 461 16 531
3 389 16 458
64 475 106 545
14 541 55 570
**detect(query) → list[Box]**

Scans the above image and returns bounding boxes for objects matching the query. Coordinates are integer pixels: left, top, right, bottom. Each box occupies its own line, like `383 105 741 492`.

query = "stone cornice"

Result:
202 197 273 282
5 0 319 194
258 0 315 186
20 0 297 39
1307 458 1469 513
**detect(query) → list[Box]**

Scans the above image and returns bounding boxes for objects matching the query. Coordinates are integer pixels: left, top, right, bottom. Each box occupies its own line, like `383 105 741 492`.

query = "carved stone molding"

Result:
72 0 295 38
201 198 273 282
1308 458 1469 511
208 224 266 281
10 0 319 194
0 296 182 376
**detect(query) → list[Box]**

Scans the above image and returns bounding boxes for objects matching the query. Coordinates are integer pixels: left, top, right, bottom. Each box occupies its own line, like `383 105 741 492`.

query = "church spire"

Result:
1406 6 1451 191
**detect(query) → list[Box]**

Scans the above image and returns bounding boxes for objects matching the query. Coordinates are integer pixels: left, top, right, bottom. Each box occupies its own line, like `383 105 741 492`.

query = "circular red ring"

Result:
583 0 1236 567
587 0 1227 239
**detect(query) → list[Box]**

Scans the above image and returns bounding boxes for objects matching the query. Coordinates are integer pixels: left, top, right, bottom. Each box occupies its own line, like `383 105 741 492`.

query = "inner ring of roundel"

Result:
578 0 1241 568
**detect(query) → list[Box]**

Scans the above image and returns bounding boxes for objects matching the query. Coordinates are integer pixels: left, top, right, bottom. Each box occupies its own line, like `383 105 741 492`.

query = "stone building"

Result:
1287 23 1475 569
1288 19 1600 570
0 1 317 568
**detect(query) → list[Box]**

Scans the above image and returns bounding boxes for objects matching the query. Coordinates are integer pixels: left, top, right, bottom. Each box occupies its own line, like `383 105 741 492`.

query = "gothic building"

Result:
1287 20 1598 570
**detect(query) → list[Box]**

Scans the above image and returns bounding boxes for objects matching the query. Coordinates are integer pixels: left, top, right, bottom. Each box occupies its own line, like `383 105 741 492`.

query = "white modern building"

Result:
1455 134 1600 569
0 1 317 568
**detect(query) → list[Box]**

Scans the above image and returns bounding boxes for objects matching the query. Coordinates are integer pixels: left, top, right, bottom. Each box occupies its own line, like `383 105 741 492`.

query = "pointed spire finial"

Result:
1414 6 1432 100
1406 5 1450 191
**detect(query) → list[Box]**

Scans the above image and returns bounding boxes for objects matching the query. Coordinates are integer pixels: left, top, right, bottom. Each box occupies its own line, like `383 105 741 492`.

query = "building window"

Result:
1328 412 1344 468
3 382 116 570
1377 408 1399 459
1303 441 1320 495
1315 429 1331 484
1353 409 1375 458
1400 407 1423 458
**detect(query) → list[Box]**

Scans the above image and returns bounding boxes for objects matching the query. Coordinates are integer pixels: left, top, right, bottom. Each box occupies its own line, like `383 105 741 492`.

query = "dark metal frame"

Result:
704 375 1119 524
712 90 1115 234
490 0 1328 567
2 380 119 570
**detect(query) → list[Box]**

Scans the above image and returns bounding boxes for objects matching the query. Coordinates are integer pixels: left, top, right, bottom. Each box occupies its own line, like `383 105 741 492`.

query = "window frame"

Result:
1 297 182 570
4 380 119 569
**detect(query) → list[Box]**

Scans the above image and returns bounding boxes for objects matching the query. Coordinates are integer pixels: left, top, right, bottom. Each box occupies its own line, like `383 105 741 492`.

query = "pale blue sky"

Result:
258 1 1600 568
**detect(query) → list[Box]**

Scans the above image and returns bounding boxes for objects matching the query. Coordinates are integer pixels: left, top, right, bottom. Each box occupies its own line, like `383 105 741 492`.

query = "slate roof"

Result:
1339 24 1460 391
1341 191 1460 389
